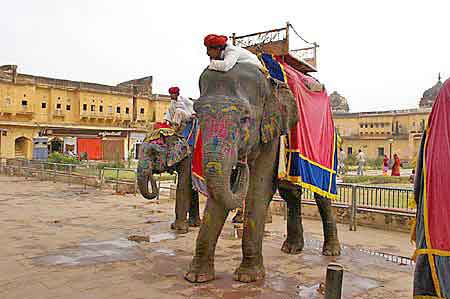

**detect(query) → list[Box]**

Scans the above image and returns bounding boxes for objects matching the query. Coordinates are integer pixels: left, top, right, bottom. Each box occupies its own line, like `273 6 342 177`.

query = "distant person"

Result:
409 169 415 184
356 149 366 176
383 154 389 176
164 87 195 129
338 148 346 175
391 153 401 176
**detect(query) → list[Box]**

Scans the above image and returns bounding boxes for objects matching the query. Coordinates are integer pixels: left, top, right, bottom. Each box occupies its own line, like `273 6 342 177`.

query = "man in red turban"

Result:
203 34 263 72
164 86 195 128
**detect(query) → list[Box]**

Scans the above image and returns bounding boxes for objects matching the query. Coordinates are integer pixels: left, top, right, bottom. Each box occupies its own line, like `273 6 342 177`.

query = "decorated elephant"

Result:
137 130 200 233
184 63 340 283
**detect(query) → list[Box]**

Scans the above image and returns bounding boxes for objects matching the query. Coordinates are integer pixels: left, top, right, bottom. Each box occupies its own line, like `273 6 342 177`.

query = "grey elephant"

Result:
185 63 340 283
137 132 200 233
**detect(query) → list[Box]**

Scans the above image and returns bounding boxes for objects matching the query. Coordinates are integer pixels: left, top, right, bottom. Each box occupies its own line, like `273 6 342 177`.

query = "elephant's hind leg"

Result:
188 191 201 227
278 181 304 254
185 198 229 283
315 193 341 256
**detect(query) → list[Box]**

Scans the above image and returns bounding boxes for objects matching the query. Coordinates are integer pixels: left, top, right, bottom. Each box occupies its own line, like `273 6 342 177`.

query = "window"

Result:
99 105 103 113
57 97 61 100
56 103 62 109
370 124 373 128
347 147 353 155
116 106 121 113
125 107 130 114
21 100 28 106
374 123 378 128
360 124 364 128
66 105 71 111
41 102 47 109
91 105 95 112
108 106 113 113
378 147 385 157
83 104 87 111
140 108 145 114
364 124 368 128
381 123 384 128
4 97 11 105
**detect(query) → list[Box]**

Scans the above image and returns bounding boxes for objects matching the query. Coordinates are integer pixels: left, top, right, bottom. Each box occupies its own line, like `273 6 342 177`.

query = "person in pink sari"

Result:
391 154 401 176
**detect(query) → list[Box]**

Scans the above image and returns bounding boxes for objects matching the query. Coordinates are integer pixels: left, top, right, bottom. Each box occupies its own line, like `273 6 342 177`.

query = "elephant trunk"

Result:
137 160 158 200
204 151 249 211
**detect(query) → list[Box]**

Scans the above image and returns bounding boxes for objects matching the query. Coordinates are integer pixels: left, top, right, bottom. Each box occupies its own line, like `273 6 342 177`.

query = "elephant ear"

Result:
260 80 299 143
276 83 299 134
167 138 190 167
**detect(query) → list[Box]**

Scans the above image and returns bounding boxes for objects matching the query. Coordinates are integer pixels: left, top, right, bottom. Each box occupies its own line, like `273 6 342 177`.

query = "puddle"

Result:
295 272 380 299
149 232 177 243
33 238 142 266
153 248 176 256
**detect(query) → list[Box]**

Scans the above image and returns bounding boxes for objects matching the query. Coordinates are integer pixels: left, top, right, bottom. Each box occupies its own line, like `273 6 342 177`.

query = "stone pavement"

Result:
0 175 415 298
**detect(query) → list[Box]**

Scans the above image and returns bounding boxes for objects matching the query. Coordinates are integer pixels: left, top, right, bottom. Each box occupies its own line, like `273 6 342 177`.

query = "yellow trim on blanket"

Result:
422 129 442 298
328 133 336 193
286 150 336 174
414 249 450 258
278 57 288 83
414 296 445 299
283 176 338 200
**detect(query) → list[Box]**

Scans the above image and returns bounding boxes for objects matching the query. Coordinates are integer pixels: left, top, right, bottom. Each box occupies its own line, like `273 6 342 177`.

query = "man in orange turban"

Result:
164 86 195 128
203 34 263 72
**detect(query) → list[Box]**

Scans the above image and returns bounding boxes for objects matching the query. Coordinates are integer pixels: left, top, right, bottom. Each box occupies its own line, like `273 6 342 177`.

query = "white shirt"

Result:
208 42 264 72
357 152 367 163
164 96 195 124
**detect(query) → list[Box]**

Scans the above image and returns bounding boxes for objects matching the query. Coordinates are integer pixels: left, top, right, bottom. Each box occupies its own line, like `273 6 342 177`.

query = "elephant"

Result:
137 131 201 233
184 63 340 283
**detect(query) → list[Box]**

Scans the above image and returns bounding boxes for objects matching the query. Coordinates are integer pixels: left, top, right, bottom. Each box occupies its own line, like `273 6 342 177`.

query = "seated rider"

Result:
164 86 195 130
204 34 264 72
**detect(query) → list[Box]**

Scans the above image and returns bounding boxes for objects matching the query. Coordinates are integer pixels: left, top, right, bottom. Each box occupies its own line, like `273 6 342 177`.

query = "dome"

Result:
330 91 349 112
420 75 443 108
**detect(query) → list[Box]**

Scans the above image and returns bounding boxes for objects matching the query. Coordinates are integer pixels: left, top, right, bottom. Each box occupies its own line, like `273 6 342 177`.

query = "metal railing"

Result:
0 157 177 195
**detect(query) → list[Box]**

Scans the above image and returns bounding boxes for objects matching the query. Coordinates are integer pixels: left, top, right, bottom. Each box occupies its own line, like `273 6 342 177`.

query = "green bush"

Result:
367 156 384 168
48 152 80 165
342 175 410 184
96 160 126 170
345 154 357 166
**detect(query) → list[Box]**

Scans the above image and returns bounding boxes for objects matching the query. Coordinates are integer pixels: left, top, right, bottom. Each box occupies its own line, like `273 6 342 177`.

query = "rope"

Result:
289 24 317 47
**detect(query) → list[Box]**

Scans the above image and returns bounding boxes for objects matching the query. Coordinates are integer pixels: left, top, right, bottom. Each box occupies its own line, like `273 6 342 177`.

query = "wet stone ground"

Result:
0 176 414 298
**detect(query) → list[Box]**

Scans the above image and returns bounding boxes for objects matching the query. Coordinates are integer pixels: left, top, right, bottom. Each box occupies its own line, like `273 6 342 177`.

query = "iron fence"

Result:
1 157 414 213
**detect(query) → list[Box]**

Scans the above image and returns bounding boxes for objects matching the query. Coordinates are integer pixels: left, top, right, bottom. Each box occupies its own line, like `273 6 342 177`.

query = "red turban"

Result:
168 86 180 95
204 34 228 48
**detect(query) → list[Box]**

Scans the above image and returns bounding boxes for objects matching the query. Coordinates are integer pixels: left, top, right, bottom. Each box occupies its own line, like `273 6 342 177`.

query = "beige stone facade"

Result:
334 109 430 163
0 65 171 160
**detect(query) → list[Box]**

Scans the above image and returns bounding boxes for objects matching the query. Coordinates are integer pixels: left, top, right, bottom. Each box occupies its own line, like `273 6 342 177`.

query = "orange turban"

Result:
204 34 228 48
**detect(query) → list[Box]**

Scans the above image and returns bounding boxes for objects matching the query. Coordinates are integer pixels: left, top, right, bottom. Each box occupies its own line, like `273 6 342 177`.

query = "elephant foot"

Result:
322 240 341 256
184 259 215 283
233 263 265 283
281 239 304 255
188 217 201 227
170 220 189 234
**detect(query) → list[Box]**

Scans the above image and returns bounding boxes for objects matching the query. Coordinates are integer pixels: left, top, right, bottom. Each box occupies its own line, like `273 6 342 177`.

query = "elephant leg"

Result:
314 193 341 256
171 158 192 234
278 182 304 254
234 141 278 283
185 198 229 283
188 191 201 227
